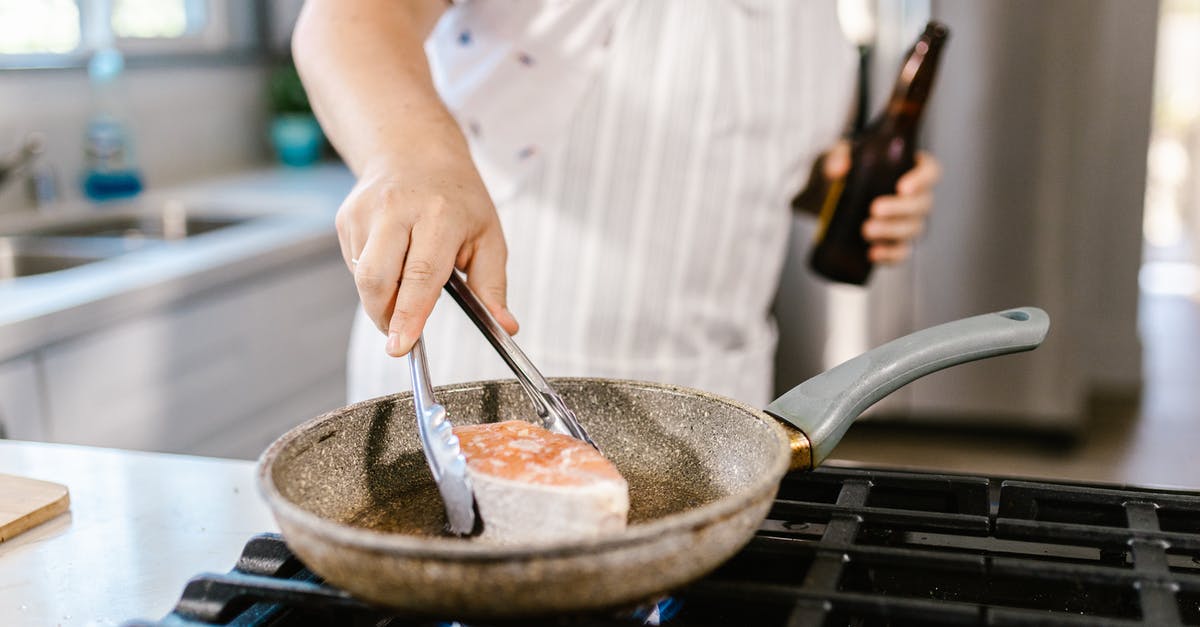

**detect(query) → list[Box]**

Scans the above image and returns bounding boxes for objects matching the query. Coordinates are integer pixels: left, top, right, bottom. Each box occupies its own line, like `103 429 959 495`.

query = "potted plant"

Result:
268 64 324 167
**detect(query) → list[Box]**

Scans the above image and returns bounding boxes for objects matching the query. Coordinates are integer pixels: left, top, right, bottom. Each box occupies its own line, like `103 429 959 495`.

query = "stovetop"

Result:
127 467 1200 626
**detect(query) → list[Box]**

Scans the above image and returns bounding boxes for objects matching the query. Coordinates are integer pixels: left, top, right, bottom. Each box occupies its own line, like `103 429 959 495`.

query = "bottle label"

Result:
812 175 846 244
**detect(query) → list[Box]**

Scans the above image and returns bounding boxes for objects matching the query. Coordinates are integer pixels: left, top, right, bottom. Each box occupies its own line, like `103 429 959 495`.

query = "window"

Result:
0 0 81 54
0 0 258 69
111 0 201 40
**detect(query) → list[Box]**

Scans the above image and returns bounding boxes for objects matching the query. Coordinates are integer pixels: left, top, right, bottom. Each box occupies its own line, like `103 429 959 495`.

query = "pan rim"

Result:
257 377 792 560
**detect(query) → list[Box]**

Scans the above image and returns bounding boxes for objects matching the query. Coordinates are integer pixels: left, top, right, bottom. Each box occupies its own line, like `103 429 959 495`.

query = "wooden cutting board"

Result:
0 473 70 543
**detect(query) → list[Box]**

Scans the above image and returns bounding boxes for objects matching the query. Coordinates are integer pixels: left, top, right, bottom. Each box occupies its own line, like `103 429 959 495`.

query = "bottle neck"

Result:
874 27 946 138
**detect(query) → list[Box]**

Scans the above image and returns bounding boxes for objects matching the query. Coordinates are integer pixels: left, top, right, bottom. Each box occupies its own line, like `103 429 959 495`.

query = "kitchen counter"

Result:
0 440 278 626
0 163 360 456
0 164 355 361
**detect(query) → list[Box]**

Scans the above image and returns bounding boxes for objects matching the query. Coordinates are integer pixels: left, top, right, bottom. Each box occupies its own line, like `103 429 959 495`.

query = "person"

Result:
292 0 941 407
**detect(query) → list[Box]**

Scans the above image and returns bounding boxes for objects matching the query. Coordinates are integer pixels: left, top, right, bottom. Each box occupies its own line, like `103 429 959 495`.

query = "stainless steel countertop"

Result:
0 165 355 361
0 439 279 626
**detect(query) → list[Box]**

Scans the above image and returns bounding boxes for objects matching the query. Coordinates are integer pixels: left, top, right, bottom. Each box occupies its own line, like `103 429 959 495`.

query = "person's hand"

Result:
337 154 519 357
823 140 942 263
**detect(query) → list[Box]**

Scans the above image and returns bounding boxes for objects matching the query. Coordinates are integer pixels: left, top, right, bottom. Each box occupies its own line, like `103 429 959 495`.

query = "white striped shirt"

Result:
348 0 855 407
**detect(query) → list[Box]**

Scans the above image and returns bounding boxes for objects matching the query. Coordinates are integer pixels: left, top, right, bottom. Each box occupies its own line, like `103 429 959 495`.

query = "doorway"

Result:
1142 0 1200 293
1137 0 1200 463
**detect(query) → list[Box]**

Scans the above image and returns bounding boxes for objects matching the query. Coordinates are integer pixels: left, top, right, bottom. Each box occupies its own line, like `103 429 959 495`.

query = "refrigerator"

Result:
773 0 1157 434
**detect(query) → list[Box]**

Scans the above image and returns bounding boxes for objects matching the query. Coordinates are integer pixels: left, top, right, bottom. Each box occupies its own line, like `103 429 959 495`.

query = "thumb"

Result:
823 140 851 180
463 234 519 335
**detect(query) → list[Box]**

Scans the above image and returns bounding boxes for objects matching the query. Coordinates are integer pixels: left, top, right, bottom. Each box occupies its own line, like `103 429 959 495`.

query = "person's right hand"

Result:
337 153 519 358
293 0 515 356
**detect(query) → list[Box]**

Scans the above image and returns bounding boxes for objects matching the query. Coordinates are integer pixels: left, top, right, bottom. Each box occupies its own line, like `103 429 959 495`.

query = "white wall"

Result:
0 63 270 212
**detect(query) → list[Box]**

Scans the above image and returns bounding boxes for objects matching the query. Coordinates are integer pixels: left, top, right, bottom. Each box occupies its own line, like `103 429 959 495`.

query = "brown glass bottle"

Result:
810 22 949 285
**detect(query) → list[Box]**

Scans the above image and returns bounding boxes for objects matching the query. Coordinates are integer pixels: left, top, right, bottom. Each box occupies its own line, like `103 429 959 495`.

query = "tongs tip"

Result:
410 336 481 537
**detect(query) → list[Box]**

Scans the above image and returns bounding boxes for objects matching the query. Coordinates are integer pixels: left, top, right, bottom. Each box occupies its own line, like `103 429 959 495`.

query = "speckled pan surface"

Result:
258 378 791 616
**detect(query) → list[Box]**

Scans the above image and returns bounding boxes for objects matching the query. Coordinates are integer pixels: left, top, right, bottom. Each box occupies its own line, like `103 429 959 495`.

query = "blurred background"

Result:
0 0 1195 487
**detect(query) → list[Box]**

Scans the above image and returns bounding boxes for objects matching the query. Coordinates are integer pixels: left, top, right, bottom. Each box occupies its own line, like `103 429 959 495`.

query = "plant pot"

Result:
270 113 324 167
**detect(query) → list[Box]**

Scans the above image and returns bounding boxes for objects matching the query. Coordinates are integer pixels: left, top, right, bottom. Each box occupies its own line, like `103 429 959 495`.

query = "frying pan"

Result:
258 307 1049 617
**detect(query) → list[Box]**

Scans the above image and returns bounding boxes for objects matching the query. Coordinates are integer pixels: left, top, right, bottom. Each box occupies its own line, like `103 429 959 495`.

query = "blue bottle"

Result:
82 47 144 201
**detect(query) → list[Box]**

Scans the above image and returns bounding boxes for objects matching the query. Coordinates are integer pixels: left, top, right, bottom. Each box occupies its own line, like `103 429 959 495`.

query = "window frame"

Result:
0 0 265 71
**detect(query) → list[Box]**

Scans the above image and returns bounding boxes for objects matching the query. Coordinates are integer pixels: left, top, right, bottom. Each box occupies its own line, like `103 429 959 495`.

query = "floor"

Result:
829 290 1200 490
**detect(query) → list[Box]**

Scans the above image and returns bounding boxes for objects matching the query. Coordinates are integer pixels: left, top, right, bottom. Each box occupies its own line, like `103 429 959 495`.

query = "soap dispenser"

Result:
82 47 144 201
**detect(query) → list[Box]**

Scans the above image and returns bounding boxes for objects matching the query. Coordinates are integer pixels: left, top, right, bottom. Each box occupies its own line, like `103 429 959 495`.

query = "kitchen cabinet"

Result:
40 255 357 457
0 355 46 441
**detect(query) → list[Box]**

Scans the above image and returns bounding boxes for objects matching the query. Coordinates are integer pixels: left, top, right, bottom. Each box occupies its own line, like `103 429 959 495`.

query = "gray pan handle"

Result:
765 307 1049 468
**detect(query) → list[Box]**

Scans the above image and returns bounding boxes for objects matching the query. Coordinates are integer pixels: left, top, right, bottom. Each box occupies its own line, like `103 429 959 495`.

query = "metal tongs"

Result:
408 272 597 536
409 335 479 535
444 271 597 449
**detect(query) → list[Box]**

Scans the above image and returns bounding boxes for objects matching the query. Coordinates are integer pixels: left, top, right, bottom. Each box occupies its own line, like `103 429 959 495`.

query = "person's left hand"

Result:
823 140 942 264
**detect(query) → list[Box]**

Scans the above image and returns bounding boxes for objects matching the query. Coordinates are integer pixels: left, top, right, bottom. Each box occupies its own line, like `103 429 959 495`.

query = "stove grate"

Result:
127 467 1200 627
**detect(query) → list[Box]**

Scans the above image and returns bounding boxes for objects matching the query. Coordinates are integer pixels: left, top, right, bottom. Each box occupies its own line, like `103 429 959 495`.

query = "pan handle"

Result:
765 307 1049 470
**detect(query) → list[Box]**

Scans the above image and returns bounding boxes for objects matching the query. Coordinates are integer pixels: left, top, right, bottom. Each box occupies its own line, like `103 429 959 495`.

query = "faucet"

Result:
0 135 41 185
0 133 59 209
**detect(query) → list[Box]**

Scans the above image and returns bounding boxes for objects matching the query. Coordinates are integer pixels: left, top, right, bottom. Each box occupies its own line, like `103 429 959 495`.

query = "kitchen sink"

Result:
0 237 123 281
0 201 270 282
24 212 250 240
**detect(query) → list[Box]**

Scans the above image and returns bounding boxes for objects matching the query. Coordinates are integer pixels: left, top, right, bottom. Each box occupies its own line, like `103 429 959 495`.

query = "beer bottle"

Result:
809 22 949 285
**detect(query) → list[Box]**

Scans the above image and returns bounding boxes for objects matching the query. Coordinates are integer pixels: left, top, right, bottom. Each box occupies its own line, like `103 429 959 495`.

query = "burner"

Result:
127 468 1200 626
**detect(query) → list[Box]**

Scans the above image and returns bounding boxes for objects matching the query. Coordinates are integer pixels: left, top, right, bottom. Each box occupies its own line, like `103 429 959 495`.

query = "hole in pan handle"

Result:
765 307 1050 470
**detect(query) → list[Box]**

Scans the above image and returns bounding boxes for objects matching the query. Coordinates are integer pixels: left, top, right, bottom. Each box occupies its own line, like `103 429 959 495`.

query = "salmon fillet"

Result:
453 420 629 543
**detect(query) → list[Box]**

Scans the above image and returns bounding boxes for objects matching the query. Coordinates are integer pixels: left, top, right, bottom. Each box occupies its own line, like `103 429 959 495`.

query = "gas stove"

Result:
127 467 1200 626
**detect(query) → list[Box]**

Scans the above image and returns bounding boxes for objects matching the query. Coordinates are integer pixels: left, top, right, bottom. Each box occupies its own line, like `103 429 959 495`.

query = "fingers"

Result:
841 151 940 266
822 140 851 180
334 204 360 273
386 220 461 357
339 186 410 335
869 191 932 221
895 151 942 196
863 215 925 243
863 190 931 266
461 230 519 335
338 177 509 356
869 242 912 264
354 218 411 334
